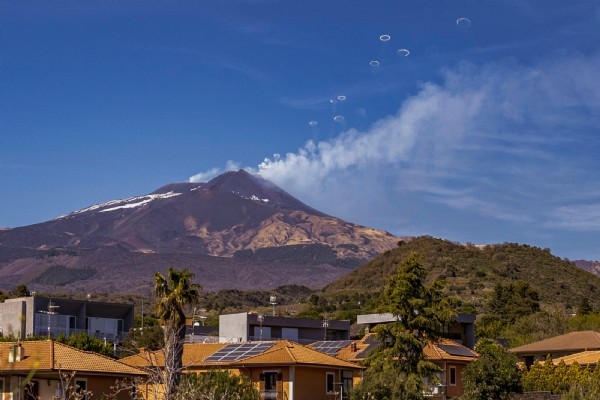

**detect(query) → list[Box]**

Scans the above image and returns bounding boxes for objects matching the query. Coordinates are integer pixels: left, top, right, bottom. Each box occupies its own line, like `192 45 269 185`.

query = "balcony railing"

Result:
33 327 127 341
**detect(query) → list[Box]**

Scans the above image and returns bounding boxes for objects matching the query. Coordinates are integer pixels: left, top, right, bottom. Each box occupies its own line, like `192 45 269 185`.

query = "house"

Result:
121 340 363 400
552 350 600 368
0 296 134 341
356 313 476 349
0 340 146 400
311 334 478 400
509 331 600 368
219 312 350 343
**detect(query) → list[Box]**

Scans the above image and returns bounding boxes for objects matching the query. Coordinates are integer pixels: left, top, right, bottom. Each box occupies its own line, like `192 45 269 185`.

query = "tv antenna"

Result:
40 300 60 340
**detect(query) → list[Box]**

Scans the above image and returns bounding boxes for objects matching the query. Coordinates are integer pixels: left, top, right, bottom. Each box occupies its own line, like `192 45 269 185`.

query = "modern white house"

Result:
0 295 134 341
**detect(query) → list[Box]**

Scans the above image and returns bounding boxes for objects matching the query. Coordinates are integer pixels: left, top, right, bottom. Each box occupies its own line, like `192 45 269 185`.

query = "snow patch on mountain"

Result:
56 192 182 219
230 191 270 203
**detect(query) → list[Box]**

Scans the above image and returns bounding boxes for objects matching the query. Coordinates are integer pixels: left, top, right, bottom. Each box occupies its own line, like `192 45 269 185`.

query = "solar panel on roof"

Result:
364 335 380 344
204 342 275 362
310 340 354 355
356 342 380 359
437 344 477 358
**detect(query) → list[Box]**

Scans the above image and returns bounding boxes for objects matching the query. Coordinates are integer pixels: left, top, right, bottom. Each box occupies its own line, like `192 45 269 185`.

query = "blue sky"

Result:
3 1 600 260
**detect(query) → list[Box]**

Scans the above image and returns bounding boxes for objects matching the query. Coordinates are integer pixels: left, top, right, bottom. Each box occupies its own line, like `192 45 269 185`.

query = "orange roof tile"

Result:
53 342 145 375
334 334 377 362
121 341 361 370
0 341 145 376
552 350 600 366
121 343 227 368
423 338 479 362
510 331 600 354
238 341 362 369
334 335 478 364
0 342 53 372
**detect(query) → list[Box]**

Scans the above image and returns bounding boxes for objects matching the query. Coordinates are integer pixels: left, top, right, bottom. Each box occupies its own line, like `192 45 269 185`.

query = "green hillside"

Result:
324 236 600 312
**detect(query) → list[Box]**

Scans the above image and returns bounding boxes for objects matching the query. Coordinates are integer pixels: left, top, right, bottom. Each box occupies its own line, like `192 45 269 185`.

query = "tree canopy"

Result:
351 253 459 400
460 339 522 400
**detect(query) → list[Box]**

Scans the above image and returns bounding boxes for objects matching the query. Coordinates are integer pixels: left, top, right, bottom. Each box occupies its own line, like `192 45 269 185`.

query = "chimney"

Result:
17 343 24 361
8 344 23 362
8 345 16 362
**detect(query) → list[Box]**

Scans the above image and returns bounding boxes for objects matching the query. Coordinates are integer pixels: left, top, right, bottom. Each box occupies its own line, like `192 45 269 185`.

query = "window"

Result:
326 372 335 394
342 370 353 398
260 371 279 400
449 366 457 386
75 379 88 400
263 372 278 391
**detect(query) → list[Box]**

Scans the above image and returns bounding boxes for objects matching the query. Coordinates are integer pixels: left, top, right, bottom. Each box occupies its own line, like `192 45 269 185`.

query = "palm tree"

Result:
154 267 200 399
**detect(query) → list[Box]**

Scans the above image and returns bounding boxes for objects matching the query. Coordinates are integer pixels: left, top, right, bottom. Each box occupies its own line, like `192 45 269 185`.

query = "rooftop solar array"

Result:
364 335 380 344
204 342 275 362
356 342 381 359
437 344 477 358
311 340 354 355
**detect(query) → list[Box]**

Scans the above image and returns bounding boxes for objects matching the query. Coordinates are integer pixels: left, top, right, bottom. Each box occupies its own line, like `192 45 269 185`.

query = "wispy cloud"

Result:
546 204 600 231
253 52 600 233
134 44 271 83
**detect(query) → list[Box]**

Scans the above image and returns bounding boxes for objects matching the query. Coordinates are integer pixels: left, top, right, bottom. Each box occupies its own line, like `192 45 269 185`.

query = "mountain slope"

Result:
574 260 600 277
0 170 401 294
324 236 600 311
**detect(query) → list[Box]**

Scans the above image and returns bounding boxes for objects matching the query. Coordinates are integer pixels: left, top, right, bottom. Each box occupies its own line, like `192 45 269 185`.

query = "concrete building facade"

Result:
219 312 350 344
356 312 476 349
0 296 134 341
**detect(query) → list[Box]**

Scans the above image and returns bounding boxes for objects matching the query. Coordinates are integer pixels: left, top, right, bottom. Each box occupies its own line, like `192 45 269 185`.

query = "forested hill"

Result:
324 236 600 311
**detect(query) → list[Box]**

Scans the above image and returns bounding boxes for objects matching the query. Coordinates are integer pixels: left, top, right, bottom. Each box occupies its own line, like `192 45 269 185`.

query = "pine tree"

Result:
351 253 458 400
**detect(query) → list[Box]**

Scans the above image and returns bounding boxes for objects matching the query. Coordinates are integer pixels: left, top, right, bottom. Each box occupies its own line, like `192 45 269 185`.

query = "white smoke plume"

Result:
189 160 241 183
256 52 600 238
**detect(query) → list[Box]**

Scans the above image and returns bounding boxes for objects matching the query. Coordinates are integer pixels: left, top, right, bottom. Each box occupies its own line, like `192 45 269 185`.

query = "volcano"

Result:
0 170 402 294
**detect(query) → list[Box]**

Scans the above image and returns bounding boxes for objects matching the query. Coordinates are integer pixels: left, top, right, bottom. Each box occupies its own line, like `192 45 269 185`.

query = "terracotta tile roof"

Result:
552 350 600 367
0 342 53 372
510 331 600 354
237 341 362 369
334 334 379 362
53 342 145 375
423 338 479 362
0 341 145 376
332 334 478 364
121 341 362 370
120 343 227 368
183 343 226 366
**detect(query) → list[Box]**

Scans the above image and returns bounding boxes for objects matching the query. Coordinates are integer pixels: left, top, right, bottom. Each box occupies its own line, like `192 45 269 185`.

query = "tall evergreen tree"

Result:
351 253 458 400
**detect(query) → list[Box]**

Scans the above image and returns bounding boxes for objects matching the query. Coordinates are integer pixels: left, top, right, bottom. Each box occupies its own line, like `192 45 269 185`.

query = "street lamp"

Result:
197 308 207 326
322 319 329 340
257 315 264 341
